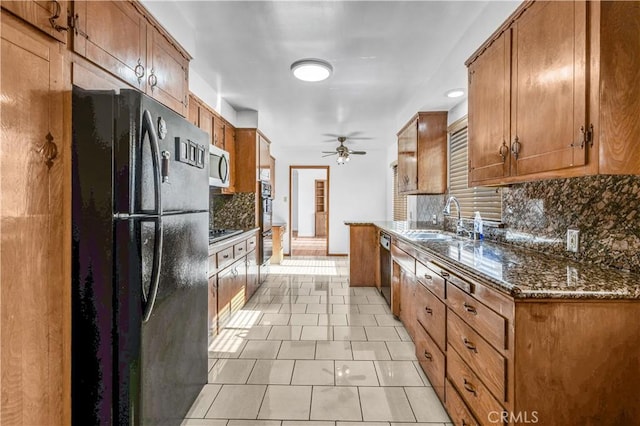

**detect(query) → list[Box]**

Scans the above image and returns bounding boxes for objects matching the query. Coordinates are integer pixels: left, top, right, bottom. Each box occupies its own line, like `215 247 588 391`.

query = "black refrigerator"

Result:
72 87 209 425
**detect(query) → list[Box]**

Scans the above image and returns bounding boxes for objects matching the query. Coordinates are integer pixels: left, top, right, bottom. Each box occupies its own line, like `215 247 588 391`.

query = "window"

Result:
448 119 502 221
392 164 407 221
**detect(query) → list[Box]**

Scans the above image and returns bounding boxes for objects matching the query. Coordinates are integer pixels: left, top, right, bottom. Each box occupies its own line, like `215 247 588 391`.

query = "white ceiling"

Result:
143 1 520 152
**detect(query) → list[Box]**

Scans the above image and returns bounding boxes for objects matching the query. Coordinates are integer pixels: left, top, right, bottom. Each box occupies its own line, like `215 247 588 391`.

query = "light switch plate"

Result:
567 229 579 252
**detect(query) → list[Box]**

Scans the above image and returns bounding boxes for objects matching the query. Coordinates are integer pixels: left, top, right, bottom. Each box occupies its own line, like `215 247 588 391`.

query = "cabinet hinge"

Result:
580 124 594 149
68 13 89 39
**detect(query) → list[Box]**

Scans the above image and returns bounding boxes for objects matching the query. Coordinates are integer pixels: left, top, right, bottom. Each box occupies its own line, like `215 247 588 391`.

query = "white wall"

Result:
295 169 327 237
385 141 398 221
270 147 388 255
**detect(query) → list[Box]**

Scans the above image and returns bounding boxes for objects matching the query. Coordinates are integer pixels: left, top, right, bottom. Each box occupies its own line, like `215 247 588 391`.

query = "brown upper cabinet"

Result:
234 129 272 193
397 112 448 195
1 0 69 43
213 115 225 149
467 0 640 186
72 0 190 116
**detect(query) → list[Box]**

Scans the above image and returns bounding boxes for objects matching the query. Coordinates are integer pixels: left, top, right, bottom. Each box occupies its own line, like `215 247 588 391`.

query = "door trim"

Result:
288 165 330 256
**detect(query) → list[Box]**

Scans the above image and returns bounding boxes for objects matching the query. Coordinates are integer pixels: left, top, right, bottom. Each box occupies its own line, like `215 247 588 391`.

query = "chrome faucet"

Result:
443 196 469 237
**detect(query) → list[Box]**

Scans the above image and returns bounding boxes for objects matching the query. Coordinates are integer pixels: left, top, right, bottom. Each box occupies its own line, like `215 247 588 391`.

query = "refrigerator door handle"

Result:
141 110 163 215
142 217 164 322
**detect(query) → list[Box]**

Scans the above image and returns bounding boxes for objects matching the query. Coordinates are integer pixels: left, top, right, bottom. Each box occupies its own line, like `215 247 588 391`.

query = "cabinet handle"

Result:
463 338 478 353
423 274 432 281
238 247 243 252
463 378 478 396
440 271 449 278
425 307 433 315
223 254 229 259
463 303 477 315
498 140 509 163
511 136 521 160
148 69 158 92
423 350 432 360
49 0 69 32
134 59 145 83
39 132 58 169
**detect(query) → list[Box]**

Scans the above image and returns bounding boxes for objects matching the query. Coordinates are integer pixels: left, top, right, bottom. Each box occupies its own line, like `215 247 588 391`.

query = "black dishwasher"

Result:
379 231 391 306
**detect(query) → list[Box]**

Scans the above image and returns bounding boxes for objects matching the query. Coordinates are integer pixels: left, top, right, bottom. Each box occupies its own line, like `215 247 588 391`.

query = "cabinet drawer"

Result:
246 236 257 253
416 260 445 300
445 379 480 426
415 283 446 351
448 312 507 403
414 321 445 402
448 347 505 425
216 246 234 270
447 283 507 351
391 243 415 274
234 241 247 258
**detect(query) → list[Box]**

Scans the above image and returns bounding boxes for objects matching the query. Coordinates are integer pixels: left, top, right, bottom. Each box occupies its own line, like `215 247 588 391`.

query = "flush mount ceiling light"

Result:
445 88 465 98
291 59 333 82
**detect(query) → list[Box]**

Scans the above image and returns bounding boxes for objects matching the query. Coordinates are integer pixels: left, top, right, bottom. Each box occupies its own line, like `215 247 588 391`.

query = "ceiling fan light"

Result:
345 155 350 162
336 155 344 164
291 59 333 82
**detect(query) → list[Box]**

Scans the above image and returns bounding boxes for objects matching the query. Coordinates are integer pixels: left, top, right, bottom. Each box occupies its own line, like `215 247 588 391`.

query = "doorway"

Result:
289 166 329 257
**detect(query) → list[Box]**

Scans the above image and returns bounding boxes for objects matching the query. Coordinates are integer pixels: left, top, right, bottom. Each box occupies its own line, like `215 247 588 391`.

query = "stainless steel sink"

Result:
398 230 453 241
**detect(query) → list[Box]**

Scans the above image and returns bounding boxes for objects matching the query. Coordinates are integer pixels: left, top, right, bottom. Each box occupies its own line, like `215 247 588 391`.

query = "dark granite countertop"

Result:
208 227 260 249
365 221 640 300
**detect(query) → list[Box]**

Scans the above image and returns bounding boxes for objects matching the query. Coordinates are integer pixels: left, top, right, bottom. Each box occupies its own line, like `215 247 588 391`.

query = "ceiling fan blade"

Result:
346 137 372 141
322 153 337 157
321 151 337 154
349 151 367 155
322 133 342 138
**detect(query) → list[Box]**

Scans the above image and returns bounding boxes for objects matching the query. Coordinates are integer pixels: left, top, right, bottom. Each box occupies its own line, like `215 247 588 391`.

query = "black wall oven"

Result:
260 181 273 265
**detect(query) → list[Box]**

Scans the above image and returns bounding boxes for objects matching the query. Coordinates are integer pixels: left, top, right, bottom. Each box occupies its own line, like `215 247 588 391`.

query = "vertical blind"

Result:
392 165 407 221
449 125 502 221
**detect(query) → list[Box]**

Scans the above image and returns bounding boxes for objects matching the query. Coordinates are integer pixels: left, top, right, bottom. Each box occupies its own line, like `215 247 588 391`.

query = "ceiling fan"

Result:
322 135 368 165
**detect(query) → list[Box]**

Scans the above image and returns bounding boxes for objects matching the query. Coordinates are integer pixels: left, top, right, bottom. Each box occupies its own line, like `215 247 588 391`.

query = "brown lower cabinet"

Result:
208 230 259 340
386 234 640 426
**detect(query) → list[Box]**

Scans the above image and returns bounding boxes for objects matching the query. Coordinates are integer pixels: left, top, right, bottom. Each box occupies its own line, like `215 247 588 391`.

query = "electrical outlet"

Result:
567 229 579 252
431 214 437 225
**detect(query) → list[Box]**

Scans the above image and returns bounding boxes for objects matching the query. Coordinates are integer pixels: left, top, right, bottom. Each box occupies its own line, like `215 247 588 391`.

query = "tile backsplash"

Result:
415 175 640 273
210 191 256 230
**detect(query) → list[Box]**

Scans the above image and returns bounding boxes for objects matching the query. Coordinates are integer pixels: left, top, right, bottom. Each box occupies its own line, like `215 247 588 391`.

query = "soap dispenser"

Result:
473 211 484 240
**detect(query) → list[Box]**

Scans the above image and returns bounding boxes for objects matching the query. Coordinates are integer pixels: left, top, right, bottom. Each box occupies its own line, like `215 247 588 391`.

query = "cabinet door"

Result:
146 25 189 116
259 135 270 181
417 113 447 194
222 123 236 194
208 275 217 342
399 268 416 339
213 115 225 149
1 0 69 43
187 95 199 127
511 0 587 176
397 119 418 193
468 31 511 185
217 266 234 330
199 107 213 145
231 261 247 314
1 12 69 425
73 0 147 91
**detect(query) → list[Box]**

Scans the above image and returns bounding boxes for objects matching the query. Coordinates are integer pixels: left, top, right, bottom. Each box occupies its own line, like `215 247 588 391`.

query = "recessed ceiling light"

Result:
291 59 333 82
446 89 465 98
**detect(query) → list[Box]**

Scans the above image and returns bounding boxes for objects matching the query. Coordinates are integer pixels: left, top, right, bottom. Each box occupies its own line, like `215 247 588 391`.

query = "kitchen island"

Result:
346 221 640 425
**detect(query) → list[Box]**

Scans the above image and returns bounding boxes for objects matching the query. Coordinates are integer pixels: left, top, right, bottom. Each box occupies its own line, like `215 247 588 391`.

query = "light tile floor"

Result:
183 257 452 426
